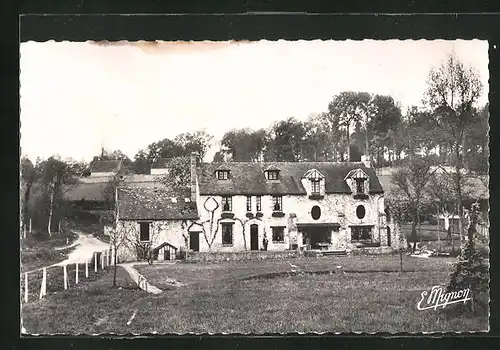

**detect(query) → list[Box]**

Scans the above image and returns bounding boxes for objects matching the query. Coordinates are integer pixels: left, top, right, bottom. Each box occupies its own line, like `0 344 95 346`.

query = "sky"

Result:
20 39 489 163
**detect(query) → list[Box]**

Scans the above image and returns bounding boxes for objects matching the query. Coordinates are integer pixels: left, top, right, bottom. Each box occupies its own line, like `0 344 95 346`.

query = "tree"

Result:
174 131 213 160
158 156 191 188
464 103 489 174
308 112 346 162
328 91 371 161
422 53 484 243
146 138 184 164
100 213 131 287
300 116 339 162
20 157 38 235
428 173 458 252
133 149 151 174
447 202 489 313
124 223 161 265
212 150 225 163
349 144 362 162
367 95 403 166
220 128 268 162
390 156 435 252
385 195 411 272
38 157 75 235
267 118 308 162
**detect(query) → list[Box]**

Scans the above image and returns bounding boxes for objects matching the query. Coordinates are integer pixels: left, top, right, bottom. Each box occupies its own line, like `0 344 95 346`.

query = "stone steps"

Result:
304 250 347 257
322 250 347 257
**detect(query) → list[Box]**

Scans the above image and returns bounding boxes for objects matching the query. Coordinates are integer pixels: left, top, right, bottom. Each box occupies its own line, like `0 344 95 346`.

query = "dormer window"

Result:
303 169 325 199
355 178 365 194
344 168 369 199
267 170 279 180
217 170 229 180
311 179 321 195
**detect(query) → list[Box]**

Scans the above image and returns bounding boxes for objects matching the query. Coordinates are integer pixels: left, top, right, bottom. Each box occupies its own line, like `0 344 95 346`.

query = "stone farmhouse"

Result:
65 155 404 262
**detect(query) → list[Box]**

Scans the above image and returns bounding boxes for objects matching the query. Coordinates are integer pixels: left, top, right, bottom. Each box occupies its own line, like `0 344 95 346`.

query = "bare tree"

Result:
47 173 57 237
423 53 484 243
385 195 410 272
124 222 162 265
103 216 133 287
428 172 458 252
390 156 435 252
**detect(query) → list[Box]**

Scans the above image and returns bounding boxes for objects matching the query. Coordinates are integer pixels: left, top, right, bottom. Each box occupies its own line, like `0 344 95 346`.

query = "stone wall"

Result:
185 250 301 263
348 246 396 255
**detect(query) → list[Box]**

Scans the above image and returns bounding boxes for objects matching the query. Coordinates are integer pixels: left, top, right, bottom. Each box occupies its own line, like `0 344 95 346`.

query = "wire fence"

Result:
21 247 115 304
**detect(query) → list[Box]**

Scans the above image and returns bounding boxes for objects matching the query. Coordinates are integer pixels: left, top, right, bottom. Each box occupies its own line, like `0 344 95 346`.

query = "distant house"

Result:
150 158 171 175
107 153 405 262
90 160 123 177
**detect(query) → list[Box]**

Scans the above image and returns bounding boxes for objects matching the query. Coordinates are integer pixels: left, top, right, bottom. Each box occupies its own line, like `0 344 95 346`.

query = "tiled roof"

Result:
117 186 198 220
91 160 122 173
197 162 384 195
63 182 109 201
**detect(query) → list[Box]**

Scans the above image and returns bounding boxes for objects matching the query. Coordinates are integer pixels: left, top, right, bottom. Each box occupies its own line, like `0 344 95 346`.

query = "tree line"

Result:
21 53 488 239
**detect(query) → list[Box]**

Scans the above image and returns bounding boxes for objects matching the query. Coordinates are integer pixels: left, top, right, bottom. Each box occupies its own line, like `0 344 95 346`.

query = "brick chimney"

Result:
190 152 198 202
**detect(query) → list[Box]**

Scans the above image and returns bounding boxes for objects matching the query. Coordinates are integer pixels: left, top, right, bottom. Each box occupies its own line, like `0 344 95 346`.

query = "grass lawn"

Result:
22 266 142 334
21 230 79 272
21 255 489 334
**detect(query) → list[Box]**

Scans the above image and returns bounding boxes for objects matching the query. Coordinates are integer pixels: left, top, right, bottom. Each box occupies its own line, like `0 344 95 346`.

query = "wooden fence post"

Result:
94 253 98 272
75 263 79 284
39 268 46 299
24 273 28 303
63 265 68 290
85 261 89 278
108 248 111 266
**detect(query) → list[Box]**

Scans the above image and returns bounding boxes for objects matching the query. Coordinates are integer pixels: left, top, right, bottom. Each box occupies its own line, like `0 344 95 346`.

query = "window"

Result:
256 196 262 211
311 179 321 195
217 170 229 180
246 196 252 212
272 226 285 242
272 196 283 211
267 170 279 180
221 196 232 211
356 205 366 219
355 179 365 194
311 206 321 220
351 226 373 241
221 223 233 245
139 222 150 242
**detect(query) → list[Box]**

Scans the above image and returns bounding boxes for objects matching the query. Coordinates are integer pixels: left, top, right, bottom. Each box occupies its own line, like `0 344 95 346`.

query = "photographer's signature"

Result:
417 285 472 311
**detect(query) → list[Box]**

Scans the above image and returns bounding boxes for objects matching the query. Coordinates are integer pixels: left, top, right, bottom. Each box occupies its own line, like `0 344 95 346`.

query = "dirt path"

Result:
52 230 110 266
119 263 163 295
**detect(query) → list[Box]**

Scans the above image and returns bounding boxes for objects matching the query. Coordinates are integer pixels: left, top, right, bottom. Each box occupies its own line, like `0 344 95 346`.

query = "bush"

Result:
446 204 489 314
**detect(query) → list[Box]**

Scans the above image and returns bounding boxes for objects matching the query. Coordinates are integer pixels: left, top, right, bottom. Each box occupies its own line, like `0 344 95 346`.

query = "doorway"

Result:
190 232 200 252
250 224 259 250
308 226 331 249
